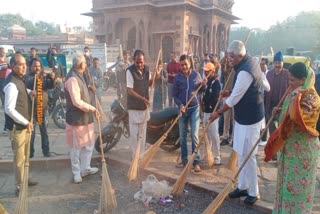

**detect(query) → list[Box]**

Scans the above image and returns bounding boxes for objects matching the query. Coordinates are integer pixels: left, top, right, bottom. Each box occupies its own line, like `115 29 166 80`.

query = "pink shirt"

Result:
65 77 96 148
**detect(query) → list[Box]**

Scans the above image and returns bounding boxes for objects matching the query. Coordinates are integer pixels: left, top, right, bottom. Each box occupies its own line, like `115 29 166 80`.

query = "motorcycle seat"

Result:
149 107 179 126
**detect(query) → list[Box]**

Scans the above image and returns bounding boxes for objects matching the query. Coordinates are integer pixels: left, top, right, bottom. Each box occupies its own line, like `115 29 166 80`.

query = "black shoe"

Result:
229 188 248 198
220 139 230 146
44 153 52 157
244 195 258 205
30 153 34 158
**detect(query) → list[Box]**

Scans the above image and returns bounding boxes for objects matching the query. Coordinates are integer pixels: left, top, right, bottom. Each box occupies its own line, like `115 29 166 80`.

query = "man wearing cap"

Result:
264 51 289 142
202 62 221 164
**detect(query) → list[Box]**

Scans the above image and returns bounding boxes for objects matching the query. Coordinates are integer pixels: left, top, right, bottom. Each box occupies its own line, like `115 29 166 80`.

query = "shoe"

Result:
80 167 99 177
176 162 186 168
74 175 82 184
43 153 53 157
15 189 20 197
244 195 258 205
193 164 201 172
259 141 267 146
229 188 248 198
220 139 230 146
214 157 221 165
2 129 7 135
28 179 38 186
30 153 34 159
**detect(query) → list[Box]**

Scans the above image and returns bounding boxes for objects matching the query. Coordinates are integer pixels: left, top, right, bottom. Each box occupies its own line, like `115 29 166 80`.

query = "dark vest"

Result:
233 54 264 125
65 68 94 126
5 72 31 130
127 64 149 110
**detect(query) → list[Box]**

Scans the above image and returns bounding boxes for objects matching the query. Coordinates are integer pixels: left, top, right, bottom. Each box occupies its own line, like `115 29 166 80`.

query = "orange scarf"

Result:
264 89 320 162
36 76 43 124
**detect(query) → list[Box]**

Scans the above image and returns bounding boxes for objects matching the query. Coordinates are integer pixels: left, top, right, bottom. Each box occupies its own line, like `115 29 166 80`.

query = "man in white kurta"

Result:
210 40 265 205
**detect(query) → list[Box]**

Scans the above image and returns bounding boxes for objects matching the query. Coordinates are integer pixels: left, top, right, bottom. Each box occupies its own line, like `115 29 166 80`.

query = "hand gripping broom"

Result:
140 67 215 169
170 68 236 195
201 88 290 214
14 74 36 214
95 95 118 213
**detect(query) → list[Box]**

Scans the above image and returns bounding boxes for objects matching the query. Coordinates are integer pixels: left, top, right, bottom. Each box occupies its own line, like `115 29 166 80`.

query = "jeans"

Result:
179 106 200 165
30 111 49 156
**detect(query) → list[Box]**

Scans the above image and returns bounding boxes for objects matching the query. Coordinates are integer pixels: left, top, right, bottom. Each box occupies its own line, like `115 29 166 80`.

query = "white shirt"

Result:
4 83 31 126
262 72 270 92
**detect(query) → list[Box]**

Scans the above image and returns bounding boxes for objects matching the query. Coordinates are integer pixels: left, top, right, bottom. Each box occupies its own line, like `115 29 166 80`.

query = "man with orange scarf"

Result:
25 59 55 158
265 62 320 213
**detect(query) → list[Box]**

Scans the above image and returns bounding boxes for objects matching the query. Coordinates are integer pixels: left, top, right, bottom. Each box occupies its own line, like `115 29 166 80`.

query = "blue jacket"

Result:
173 70 203 108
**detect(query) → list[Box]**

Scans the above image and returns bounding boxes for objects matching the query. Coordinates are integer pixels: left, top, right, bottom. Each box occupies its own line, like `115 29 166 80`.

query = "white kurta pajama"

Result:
126 70 150 159
226 71 264 197
65 77 96 177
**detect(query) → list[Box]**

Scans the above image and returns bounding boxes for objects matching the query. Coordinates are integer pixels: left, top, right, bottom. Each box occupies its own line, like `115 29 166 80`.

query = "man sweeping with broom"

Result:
209 40 265 205
4 54 38 197
65 53 100 184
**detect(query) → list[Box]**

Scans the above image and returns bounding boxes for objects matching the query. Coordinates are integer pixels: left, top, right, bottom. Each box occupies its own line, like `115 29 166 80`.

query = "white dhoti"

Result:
233 119 264 197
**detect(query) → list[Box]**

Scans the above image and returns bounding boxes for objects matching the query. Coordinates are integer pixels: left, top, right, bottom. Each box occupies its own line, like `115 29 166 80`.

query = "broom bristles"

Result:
127 141 141 181
0 204 8 214
202 181 235 214
99 161 117 212
226 150 238 170
140 134 167 168
14 164 29 214
204 135 214 167
171 153 197 195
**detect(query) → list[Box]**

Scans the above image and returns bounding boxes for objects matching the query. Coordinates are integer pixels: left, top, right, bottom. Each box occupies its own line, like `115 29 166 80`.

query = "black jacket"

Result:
202 76 221 113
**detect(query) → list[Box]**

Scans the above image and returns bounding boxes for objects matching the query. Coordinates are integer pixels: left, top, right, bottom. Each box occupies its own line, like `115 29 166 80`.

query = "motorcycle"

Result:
46 80 66 129
95 99 180 153
102 62 118 91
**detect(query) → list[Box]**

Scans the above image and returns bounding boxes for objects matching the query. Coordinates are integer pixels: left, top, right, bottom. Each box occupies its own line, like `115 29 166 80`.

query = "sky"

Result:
1 0 319 30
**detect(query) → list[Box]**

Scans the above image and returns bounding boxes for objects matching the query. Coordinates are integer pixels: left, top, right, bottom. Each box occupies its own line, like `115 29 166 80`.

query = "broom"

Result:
95 95 118 212
140 67 215 168
201 88 290 214
14 74 37 214
204 134 214 167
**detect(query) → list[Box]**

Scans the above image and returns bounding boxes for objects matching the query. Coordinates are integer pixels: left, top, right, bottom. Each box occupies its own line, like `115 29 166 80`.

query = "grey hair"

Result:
72 51 85 67
227 40 246 56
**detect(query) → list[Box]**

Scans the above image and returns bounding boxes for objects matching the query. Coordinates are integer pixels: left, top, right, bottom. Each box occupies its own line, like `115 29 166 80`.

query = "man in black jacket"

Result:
25 59 55 157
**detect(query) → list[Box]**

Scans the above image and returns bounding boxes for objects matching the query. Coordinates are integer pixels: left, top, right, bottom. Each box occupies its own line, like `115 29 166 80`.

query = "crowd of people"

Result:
1 40 320 213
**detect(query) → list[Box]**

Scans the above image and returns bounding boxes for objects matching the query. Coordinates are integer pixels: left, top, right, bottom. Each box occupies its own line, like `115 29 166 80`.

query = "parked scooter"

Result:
95 99 180 153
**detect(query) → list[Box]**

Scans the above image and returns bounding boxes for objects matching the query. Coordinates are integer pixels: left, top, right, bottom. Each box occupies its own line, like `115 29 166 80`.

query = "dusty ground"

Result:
0 159 267 214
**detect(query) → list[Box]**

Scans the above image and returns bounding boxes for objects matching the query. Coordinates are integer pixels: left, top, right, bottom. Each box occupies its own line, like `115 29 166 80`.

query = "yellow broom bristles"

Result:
140 134 167 168
226 150 238 170
202 181 235 214
99 160 117 213
204 135 214 167
14 163 29 214
171 153 196 195
0 204 8 214
127 141 141 182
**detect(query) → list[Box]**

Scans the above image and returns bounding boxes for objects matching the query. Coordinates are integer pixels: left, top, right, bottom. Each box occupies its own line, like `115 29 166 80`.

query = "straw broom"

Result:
201 88 290 214
140 67 216 168
95 95 117 213
0 204 8 214
204 134 214 167
171 91 223 195
14 74 37 214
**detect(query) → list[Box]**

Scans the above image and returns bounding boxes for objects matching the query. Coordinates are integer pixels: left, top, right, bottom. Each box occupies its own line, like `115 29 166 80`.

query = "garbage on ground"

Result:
134 174 172 206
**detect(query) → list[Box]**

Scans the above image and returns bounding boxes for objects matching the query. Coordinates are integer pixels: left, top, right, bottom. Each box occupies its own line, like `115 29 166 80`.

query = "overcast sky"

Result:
1 0 319 30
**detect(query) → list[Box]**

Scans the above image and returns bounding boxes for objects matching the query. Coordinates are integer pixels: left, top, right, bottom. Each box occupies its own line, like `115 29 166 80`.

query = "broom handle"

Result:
233 87 291 180
151 49 162 88
95 95 106 162
153 68 216 144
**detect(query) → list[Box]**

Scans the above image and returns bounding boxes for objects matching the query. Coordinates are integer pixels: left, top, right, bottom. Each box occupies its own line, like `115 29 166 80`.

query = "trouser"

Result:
167 83 174 107
0 78 5 106
30 112 50 156
69 140 94 177
179 107 200 165
10 128 30 190
223 109 232 139
129 121 147 159
203 113 220 159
